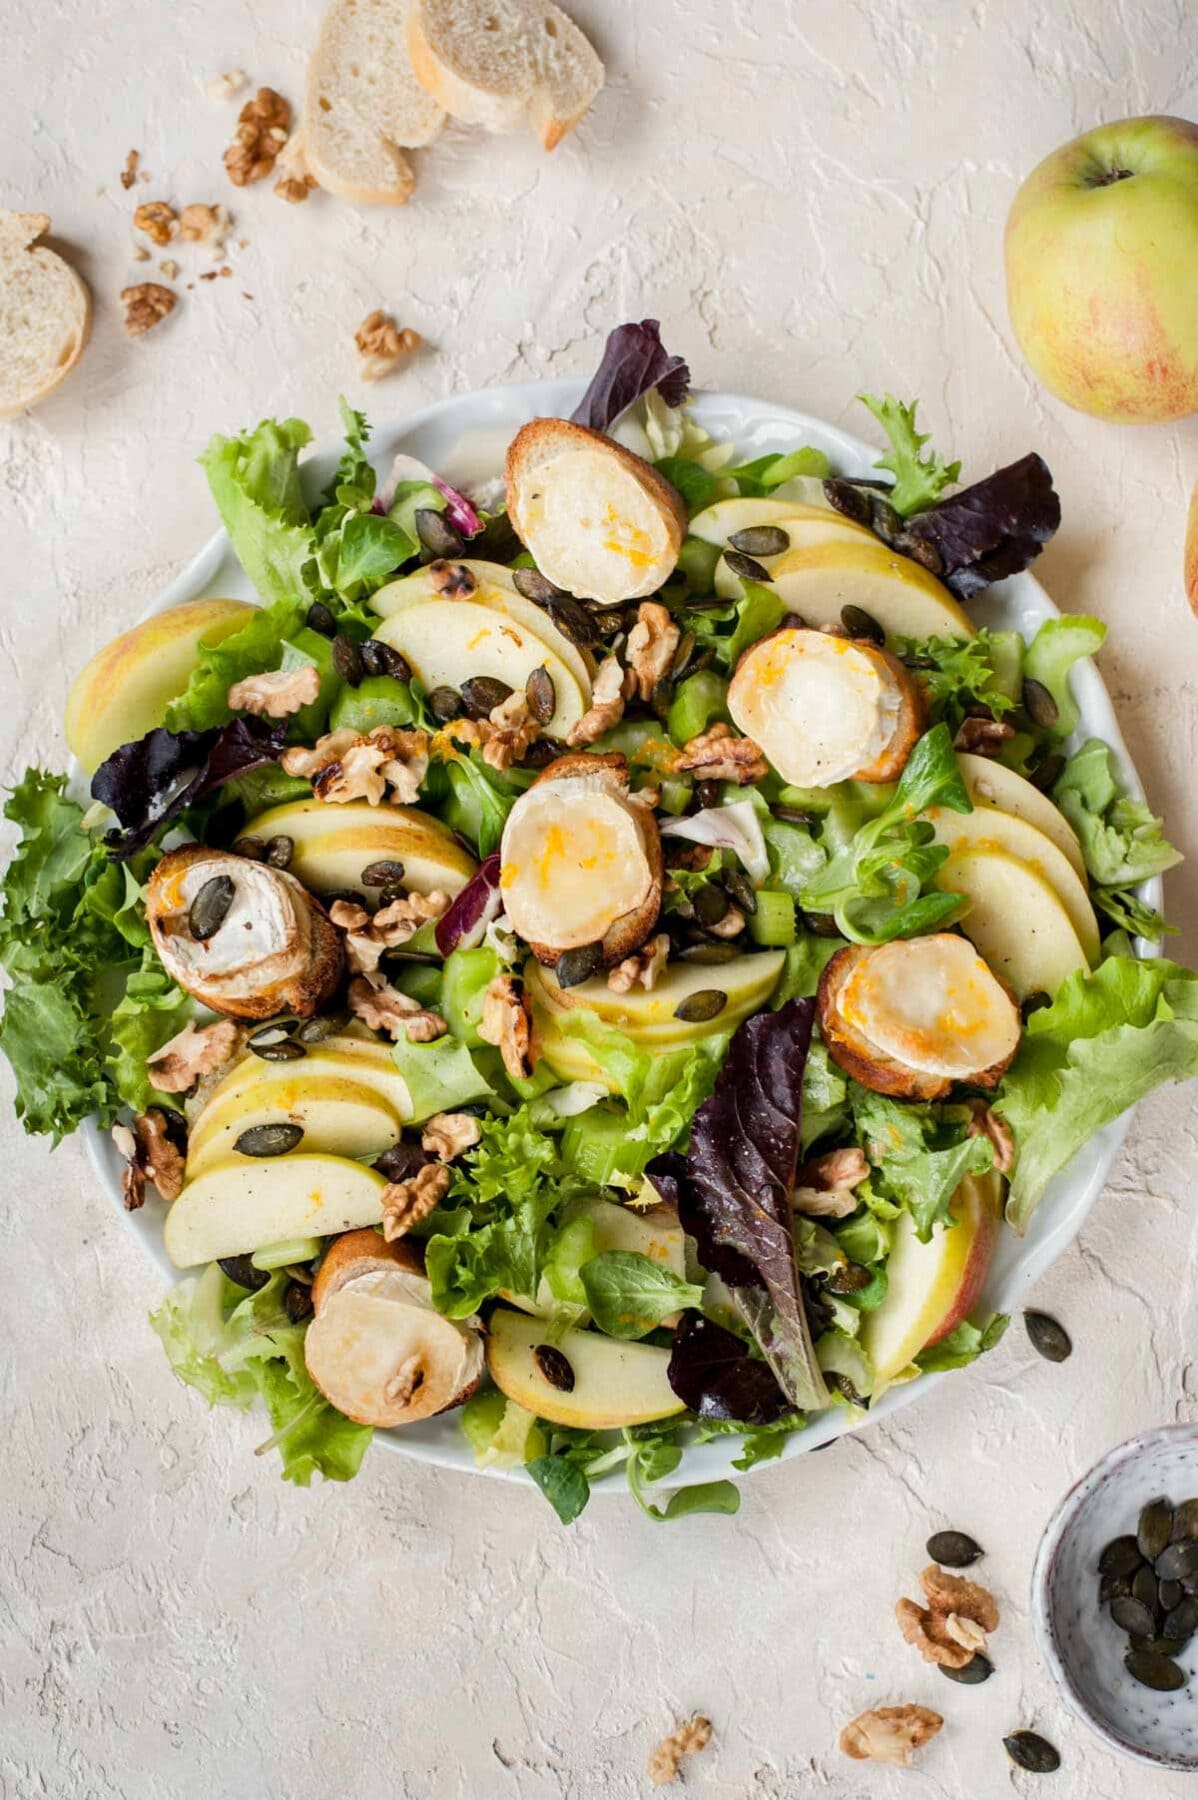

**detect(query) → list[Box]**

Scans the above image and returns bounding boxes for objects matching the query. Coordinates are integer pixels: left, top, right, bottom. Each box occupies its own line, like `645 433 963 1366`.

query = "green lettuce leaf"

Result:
1054 739 1183 890
915 1312 1009 1372
107 951 192 1113
723 446 831 497
198 416 315 607
851 1083 993 1241
858 394 960 515
898 630 1018 733
165 597 308 732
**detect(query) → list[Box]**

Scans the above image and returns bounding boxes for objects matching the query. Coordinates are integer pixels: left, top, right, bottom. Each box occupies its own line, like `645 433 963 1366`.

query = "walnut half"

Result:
355 309 423 381
839 1705 943 1767
121 283 177 337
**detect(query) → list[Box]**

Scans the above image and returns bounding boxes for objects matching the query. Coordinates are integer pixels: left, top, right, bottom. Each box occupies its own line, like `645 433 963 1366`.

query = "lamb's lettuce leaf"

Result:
580 1251 704 1340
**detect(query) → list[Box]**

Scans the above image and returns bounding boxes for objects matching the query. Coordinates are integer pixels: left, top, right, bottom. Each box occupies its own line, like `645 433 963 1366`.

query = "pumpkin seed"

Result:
1139 1497 1175 1562
695 779 724 811
724 549 772 583
674 989 727 1023
772 804 816 826
896 530 945 576
1003 1731 1061 1774
264 834 294 870
926 1529 984 1568
1132 1565 1160 1615
296 1011 350 1043
677 942 740 965
1098 1536 1144 1577
1099 1570 1136 1604
868 495 903 545
547 596 603 649
694 884 730 927
1165 1596 1198 1641
248 1021 296 1050
1172 1498 1198 1541
1157 1539 1198 1582
231 836 267 861
332 633 364 687
415 506 465 558
1110 1595 1157 1638
724 870 757 915
803 910 842 938
235 1121 305 1157
826 1262 873 1295
781 611 809 631
533 1344 575 1392
841 604 885 646
189 874 235 941
250 1039 307 1063
939 1652 993 1685
1129 1633 1187 1656
1022 677 1059 730
1030 751 1066 793
1125 1649 1186 1692
671 629 698 678
525 666 556 725
218 1254 270 1291
374 1143 432 1183
461 676 514 719
1024 1309 1072 1362
823 478 872 527
512 567 568 605
361 860 407 888
361 639 411 681
428 685 464 722
522 737 566 768
1159 1579 1185 1614
306 600 336 637
555 943 605 989
651 677 673 723
826 1371 866 1407
728 525 789 558
285 1279 315 1323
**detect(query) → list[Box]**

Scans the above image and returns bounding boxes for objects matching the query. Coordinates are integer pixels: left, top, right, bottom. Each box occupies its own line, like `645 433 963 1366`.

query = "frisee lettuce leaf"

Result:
850 1084 994 1242
1054 739 1183 890
858 394 960 514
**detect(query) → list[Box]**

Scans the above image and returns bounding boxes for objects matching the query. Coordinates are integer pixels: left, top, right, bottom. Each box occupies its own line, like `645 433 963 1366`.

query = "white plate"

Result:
81 380 1162 1490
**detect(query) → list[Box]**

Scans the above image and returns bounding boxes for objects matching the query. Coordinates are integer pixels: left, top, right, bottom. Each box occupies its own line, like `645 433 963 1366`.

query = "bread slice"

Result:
506 419 687 604
0 213 91 418
304 0 447 205
407 0 603 149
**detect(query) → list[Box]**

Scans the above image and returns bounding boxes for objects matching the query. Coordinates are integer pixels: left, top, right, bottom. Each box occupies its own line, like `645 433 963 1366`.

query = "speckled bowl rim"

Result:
1032 1423 1198 1771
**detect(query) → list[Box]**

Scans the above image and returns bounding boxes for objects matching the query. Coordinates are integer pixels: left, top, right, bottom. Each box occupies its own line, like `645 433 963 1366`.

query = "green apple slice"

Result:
928 803 1099 962
734 540 975 643
163 1155 389 1268
186 1072 406 1179
241 799 476 900
526 950 784 1041
690 496 873 549
956 753 1086 881
935 844 1090 1000
486 1307 685 1429
713 521 884 595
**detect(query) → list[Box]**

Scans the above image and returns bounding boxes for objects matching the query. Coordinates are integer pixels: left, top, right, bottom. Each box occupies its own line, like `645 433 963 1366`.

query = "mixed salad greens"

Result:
2 318 1194 1523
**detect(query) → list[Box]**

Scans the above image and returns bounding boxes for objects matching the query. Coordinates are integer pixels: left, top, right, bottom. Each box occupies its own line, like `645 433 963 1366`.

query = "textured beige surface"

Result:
3 3 1198 1797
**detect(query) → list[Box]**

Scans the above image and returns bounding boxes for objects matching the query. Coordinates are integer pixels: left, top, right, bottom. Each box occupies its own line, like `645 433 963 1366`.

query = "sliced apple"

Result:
689 494 873 549
863 1169 1003 1390
928 803 1099 962
486 1307 685 1429
185 1075 403 1179
740 540 975 642
241 798 476 900
163 1155 389 1268
956 752 1086 881
370 562 594 695
503 1197 686 1318
935 844 1090 1001
65 598 257 774
527 950 784 1041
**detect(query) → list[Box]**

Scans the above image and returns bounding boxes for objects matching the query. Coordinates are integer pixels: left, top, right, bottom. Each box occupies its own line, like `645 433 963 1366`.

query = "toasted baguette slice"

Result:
0 213 91 418
304 0 446 205
506 419 687 605
406 0 602 149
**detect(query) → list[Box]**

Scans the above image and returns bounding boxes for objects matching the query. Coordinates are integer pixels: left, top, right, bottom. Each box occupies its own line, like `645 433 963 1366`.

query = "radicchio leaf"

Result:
92 718 286 859
647 998 828 1412
667 1310 790 1426
376 452 483 539
899 452 1061 600
570 319 691 433
434 852 503 955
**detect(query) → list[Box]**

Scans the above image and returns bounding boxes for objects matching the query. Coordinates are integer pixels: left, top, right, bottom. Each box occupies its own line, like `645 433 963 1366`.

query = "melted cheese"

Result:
729 628 903 787
499 776 653 949
169 857 298 981
840 934 1020 1080
521 448 675 604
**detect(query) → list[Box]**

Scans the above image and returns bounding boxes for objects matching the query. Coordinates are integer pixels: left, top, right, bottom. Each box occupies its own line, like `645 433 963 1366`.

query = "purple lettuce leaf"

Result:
570 320 690 433
667 1310 790 1426
92 718 286 859
434 852 502 956
648 998 828 1412
899 452 1061 600
375 452 483 538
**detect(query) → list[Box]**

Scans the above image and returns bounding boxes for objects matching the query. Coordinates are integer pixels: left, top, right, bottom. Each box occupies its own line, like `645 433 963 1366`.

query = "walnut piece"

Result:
421 1112 482 1162
134 1109 186 1203
134 200 177 245
374 728 431 802
677 722 768 786
179 202 232 257
647 1715 712 1787
283 725 431 805
895 1597 974 1670
381 1163 451 1241
608 932 670 994
450 691 540 772
273 132 316 204
919 1563 1000 1632
348 974 447 1044
968 1103 1016 1174
355 309 423 381
953 715 1015 757
566 654 629 747
331 891 448 976
146 1019 240 1092
111 1122 145 1211
120 148 140 190
224 86 291 186
943 1611 988 1655
227 664 320 719
705 903 746 939
478 974 534 1081
315 740 388 805
625 602 680 703
121 283 177 337
427 560 477 599
206 68 248 103
839 1705 943 1767
279 729 360 780
799 1146 869 1191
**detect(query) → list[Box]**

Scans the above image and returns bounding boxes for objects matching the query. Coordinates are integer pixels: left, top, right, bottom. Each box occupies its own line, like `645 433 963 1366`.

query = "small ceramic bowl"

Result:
1032 1424 1198 1771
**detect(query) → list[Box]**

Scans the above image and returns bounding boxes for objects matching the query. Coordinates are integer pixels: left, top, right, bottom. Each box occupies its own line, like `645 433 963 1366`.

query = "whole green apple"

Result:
1005 115 1198 423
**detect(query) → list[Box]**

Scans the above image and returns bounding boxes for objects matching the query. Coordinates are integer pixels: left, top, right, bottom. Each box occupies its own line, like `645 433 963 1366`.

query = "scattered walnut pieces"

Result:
839 1705 942 1767
626 602 680 703
133 200 178 246
348 974 446 1044
968 1102 1016 1175
380 1163 451 1241
331 891 449 975
895 1563 999 1671
146 1018 240 1092
283 726 431 805
224 86 291 186
676 722 767 786
792 1144 869 1219
478 974 534 1081
421 1111 481 1161
206 68 248 104
953 714 1015 757
227 664 320 719
274 133 316 204
449 693 540 772
647 1715 712 1787
354 309 423 381
121 283 177 337
919 1563 1000 1633
113 1109 186 1208
179 202 232 258
566 653 629 747
120 149 140 190
608 932 669 994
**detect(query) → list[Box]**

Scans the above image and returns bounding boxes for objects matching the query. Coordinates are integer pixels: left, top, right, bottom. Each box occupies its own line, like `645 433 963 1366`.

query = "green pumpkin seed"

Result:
926 1529 983 1568
1172 1498 1198 1541
694 884 730 927
1003 1731 1060 1773
825 1263 873 1295
1139 1497 1174 1562
250 1040 306 1063
525 666 556 725
1098 1535 1143 1577
728 525 789 558
460 675 514 719
428 685 464 722
1030 751 1065 793
1022 676 1059 729
1110 1595 1157 1638
1099 1570 1136 1604
677 942 740 965
296 1012 350 1044
674 989 727 1023
264 834 294 870
532 1344 575 1392
840 604 885 646
1024 1309 1072 1362
772 804 816 826
1125 1650 1186 1692
247 1022 296 1049
651 676 674 723
1159 1579 1184 1614
868 494 904 544
189 874 235 941
512 567 568 605
414 507 465 558
1156 1539 1198 1583
1132 1565 1160 1615
724 549 772 583
555 943 605 989
724 871 757 916
1165 1596 1198 1641
822 478 872 527
939 1652 992 1684
218 1254 269 1291
231 836 267 861
235 1122 304 1157
332 633 364 687
306 601 336 638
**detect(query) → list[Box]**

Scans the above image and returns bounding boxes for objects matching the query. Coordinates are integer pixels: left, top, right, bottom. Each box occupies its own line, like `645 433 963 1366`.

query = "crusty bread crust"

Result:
303 0 445 205
312 1228 424 1312
0 212 91 418
406 0 602 149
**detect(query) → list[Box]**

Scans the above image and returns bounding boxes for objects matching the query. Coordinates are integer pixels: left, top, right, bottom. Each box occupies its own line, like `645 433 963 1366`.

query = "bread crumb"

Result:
354 309 423 381
121 283 177 337
120 149 140 190
647 1716 712 1786
133 201 178 246
131 242 151 263
159 258 180 279
206 68 248 104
